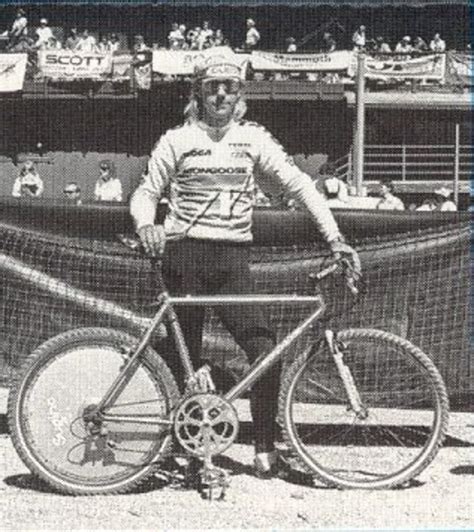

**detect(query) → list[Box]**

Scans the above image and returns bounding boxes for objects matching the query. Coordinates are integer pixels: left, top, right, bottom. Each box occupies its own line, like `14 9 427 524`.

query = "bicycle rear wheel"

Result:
8 327 180 495
280 328 449 489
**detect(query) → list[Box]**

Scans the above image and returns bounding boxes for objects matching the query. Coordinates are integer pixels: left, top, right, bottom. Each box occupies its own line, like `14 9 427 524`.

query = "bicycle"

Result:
7 256 449 498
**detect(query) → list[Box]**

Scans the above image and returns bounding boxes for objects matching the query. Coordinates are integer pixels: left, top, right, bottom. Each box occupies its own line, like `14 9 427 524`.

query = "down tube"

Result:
224 302 325 403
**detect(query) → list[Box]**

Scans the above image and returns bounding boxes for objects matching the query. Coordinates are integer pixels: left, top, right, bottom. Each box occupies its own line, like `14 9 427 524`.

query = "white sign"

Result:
250 50 352 71
360 53 446 81
0 53 27 92
152 46 249 76
38 51 113 79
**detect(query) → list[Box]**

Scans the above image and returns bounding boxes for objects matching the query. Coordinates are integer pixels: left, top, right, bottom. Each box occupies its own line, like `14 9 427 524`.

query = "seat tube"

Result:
166 304 196 381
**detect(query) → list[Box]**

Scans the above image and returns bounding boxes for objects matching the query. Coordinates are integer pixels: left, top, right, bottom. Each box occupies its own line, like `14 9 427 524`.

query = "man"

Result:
244 18 260 50
413 36 429 52
395 36 413 54
94 160 122 202
352 25 366 50
168 22 184 50
430 33 446 53
9 9 28 47
77 29 97 52
63 182 82 205
130 57 360 476
433 187 456 211
12 160 44 198
375 180 404 211
65 27 80 50
321 32 336 53
35 18 54 48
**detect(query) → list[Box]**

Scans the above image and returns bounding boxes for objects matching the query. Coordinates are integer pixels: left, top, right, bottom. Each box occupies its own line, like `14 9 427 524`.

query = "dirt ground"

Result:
1 387 473 530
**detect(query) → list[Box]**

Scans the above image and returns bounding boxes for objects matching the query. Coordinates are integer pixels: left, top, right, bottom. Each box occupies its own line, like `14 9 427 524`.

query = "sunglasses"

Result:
202 79 242 95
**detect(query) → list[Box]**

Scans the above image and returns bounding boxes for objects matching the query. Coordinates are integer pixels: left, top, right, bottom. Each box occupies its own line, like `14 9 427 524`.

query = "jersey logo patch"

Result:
182 148 212 159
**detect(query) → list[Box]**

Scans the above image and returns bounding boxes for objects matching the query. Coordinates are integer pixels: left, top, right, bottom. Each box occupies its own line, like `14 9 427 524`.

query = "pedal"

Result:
199 465 230 501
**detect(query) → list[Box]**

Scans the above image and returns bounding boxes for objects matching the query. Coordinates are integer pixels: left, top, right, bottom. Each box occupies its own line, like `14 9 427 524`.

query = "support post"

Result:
453 123 460 206
353 52 366 196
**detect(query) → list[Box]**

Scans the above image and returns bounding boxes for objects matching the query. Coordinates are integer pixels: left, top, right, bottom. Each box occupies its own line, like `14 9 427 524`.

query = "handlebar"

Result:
310 254 361 296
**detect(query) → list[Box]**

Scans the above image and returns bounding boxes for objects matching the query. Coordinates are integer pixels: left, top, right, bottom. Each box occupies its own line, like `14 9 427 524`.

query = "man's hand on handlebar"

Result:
137 224 166 257
329 238 362 277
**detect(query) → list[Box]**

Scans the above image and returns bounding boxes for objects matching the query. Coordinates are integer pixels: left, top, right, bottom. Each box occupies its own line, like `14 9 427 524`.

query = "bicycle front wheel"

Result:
280 328 449 489
8 327 180 495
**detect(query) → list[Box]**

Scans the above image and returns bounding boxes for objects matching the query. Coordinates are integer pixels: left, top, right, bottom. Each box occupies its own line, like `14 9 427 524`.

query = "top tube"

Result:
166 294 323 306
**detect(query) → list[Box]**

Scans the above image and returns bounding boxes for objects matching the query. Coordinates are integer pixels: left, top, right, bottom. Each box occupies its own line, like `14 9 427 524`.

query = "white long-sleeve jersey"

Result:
131 119 342 243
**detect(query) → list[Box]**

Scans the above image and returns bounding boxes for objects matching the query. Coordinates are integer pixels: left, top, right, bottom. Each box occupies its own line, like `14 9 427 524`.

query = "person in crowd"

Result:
286 36 297 53
320 163 349 208
416 196 436 211
376 180 404 210
352 25 366 50
65 27 80 50
168 22 184 50
433 187 456 211
177 25 188 49
395 36 413 55
244 18 260 50
374 36 391 54
97 34 111 53
430 33 446 53
12 160 44 198
213 29 227 47
42 36 62 51
199 20 214 49
77 29 97 53
133 34 149 53
108 33 121 54
321 32 336 53
130 56 360 477
35 18 53 48
187 27 201 50
63 182 82 205
8 8 28 48
8 33 35 53
413 36 429 52
94 160 122 202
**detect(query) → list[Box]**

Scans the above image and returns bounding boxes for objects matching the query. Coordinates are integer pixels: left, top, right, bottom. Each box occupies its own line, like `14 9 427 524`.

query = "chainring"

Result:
173 393 239 458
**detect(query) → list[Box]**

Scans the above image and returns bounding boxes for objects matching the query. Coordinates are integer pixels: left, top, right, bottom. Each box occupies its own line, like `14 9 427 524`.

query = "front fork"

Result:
324 330 368 420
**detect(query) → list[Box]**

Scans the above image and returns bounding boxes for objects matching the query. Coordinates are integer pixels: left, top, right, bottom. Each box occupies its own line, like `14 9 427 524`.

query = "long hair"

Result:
184 84 248 123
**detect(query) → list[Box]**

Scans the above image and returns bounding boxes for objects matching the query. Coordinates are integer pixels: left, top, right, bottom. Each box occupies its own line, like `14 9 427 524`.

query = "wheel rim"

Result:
285 333 445 488
16 343 171 490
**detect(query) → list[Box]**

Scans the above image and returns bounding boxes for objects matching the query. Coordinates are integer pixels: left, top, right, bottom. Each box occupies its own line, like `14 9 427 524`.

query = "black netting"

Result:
0 211 470 405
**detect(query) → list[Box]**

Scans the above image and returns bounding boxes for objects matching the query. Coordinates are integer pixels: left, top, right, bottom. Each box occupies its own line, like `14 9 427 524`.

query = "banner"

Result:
446 52 474 86
250 50 352 71
358 53 446 81
152 46 249 76
0 53 27 92
38 51 113 80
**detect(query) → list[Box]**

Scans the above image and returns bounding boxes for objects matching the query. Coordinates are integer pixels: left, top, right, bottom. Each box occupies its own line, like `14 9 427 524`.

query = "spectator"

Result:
9 33 35 53
77 29 97 53
187 27 201 50
244 18 260 50
133 34 149 53
35 18 53 48
9 8 28 47
395 36 413 54
97 34 111 53
320 163 349 208
375 36 391 54
321 32 336 53
413 36 429 52
12 160 44 198
94 160 122 202
416 197 436 211
199 20 214 49
376 180 404 210
430 33 446 53
65 28 80 50
108 33 121 54
352 25 366 50
433 187 456 211
178 25 188 49
43 36 62 51
63 182 82 205
213 29 227 47
168 22 184 50
286 37 297 53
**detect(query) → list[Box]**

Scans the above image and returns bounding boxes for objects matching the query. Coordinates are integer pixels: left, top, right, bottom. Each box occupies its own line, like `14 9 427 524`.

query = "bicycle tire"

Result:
8 327 180 495
279 328 449 489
